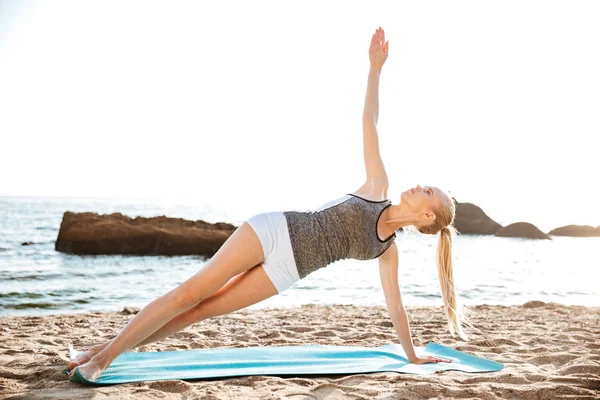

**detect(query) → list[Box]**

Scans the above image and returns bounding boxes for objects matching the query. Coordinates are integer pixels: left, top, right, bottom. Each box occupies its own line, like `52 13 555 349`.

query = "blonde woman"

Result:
68 27 474 382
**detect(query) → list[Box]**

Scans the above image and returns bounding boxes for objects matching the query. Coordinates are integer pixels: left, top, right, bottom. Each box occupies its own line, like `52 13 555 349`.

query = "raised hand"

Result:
369 27 389 69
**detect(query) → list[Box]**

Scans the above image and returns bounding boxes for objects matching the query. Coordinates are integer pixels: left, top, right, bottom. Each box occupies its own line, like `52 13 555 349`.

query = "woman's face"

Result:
401 184 443 224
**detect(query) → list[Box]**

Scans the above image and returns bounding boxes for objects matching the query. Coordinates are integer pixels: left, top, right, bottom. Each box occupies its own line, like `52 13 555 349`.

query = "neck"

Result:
382 202 421 233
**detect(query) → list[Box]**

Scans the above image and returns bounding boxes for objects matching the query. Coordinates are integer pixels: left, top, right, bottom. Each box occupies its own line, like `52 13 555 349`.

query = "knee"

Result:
201 276 230 300
192 295 222 319
169 275 229 309
176 297 216 325
168 290 203 310
177 304 203 325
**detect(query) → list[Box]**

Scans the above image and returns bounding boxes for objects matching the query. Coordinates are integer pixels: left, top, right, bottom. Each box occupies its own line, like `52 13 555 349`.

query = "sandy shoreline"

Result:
0 301 598 399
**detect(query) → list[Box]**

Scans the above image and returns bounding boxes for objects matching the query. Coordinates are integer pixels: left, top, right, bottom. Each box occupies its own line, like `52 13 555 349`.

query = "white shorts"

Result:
245 211 300 293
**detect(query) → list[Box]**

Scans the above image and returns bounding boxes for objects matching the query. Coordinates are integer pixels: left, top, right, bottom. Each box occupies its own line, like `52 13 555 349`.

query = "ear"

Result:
422 212 436 222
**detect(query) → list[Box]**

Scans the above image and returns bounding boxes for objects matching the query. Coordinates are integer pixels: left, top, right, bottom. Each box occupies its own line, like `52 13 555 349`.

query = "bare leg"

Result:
69 222 266 381
136 263 278 345
68 263 277 369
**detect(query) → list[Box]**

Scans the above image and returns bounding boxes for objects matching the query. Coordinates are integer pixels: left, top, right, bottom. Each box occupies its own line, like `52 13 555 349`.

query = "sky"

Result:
0 0 598 233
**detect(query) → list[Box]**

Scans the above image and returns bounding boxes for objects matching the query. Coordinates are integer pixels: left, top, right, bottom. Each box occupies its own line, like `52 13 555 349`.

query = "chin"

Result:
400 192 411 205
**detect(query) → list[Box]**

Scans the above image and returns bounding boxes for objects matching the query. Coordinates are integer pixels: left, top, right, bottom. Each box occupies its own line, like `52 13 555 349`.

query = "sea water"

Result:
1 196 598 317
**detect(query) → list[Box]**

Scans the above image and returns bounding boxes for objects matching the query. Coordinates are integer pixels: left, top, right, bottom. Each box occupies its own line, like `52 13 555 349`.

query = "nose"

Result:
416 184 421 192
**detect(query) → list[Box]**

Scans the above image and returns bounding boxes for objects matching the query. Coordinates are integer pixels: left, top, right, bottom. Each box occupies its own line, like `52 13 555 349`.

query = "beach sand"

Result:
0 301 598 399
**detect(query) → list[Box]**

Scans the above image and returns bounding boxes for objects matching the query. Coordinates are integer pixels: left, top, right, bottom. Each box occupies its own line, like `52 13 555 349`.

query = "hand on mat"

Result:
410 355 452 364
369 27 388 69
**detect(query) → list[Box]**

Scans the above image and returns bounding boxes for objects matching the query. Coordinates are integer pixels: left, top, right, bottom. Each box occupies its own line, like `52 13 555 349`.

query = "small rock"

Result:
522 300 546 308
496 222 550 239
548 225 600 237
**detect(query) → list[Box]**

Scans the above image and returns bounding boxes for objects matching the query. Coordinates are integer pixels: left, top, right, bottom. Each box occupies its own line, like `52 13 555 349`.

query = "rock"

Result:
495 222 550 239
21 241 35 246
522 300 546 308
121 307 140 315
548 225 600 237
55 211 237 256
453 200 502 235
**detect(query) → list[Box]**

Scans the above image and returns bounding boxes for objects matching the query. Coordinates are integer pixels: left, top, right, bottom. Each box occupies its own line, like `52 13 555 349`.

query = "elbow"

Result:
396 305 407 316
362 112 376 125
392 302 407 316
386 303 405 317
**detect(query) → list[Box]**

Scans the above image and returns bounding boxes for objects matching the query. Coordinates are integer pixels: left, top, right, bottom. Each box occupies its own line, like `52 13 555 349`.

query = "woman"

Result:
68 27 474 382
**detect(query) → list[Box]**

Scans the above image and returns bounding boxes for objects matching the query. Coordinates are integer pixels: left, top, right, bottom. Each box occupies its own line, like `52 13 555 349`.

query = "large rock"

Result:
454 200 502 235
495 222 550 240
548 225 600 237
55 211 237 256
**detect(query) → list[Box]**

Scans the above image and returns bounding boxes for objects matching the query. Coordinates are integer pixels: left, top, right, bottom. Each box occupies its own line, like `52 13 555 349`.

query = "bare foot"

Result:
67 343 108 370
68 354 109 382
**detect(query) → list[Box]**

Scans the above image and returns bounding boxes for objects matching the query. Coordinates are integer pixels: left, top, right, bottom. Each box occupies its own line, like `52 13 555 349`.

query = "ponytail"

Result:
437 226 477 341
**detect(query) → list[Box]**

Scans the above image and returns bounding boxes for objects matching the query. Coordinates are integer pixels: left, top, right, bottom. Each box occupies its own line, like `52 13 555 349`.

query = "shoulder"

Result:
351 179 389 202
379 241 398 259
378 241 398 262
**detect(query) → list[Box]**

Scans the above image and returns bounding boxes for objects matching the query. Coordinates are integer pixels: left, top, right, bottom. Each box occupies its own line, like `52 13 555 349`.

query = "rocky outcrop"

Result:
454 200 502 235
495 222 550 240
548 225 600 237
55 212 237 256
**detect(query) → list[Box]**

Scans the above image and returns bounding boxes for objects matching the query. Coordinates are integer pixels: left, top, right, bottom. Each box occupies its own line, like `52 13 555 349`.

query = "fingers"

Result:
412 356 452 364
371 27 386 48
434 357 452 363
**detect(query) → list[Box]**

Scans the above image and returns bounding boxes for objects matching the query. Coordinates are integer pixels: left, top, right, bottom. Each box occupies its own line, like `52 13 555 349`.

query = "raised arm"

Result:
378 242 452 365
362 27 389 186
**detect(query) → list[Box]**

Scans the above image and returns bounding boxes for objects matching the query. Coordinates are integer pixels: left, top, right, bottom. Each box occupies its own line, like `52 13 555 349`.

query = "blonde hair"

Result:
417 191 477 341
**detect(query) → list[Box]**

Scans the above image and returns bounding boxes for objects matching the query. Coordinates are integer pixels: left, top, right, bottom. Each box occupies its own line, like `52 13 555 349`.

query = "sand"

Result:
0 301 598 399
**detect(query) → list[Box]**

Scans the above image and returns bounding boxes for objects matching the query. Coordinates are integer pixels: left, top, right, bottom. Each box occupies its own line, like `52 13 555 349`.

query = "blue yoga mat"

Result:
67 342 503 385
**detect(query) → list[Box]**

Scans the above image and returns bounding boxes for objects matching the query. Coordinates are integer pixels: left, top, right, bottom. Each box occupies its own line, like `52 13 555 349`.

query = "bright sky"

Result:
1 0 598 232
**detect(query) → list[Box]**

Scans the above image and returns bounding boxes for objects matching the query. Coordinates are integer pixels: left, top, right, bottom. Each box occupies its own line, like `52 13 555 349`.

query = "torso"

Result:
283 191 396 279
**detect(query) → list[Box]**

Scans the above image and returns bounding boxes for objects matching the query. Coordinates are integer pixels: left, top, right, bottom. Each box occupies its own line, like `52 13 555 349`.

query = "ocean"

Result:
1 195 598 317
